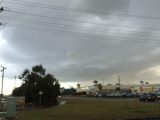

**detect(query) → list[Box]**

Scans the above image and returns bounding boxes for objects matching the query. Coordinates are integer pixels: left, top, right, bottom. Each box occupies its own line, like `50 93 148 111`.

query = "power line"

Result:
4 0 160 20
2 10 160 32
1 19 160 44
1 21 160 46
0 75 20 79
1 16 160 42
2 17 160 42
2 0 160 45
4 10 160 38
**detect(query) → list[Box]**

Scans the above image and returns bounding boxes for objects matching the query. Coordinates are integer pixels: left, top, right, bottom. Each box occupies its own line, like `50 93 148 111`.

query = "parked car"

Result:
126 93 135 98
139 93 158 102
96 93 102 97
119 93 136 98
106 93 120 98
96 93 106 98
119 93 127 97
155 92 160 100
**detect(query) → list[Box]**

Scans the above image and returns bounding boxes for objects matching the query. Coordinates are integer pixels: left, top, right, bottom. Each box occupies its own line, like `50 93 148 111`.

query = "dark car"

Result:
126 93 135 98
139 93 158 102
155 92 160 100
96 93 106 98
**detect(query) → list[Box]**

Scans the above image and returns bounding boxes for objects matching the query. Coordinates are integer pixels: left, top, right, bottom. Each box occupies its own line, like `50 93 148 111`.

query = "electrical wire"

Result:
1 18 160 45
5 10 160 38
2 9 160 32
6 24 160 46
1 16 160 42
3 2 160 32
4 0 160 20
1 0 160 45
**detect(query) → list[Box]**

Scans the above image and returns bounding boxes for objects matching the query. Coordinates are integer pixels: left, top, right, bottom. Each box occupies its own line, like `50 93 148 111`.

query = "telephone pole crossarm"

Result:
0 7 3 12
0 7 4 26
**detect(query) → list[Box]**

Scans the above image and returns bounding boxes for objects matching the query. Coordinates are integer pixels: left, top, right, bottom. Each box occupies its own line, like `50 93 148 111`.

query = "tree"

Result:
140 81 144 85
12 83 26 96
116 83 120 85
145 82 149 85
97 83 103 93
77 84 80 89
115 83 121 92
115 87 120 92
12 65 60 107
93 80 98 86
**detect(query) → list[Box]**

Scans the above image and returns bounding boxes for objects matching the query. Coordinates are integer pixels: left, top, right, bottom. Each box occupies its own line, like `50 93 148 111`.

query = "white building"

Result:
76 84 160 94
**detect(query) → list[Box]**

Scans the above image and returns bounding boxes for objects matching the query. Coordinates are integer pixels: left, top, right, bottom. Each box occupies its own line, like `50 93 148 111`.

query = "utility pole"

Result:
0 7 3 26
118 74 121 90
14 76 17 89
0 7 3 12
102 78 104 85
1 65 7 96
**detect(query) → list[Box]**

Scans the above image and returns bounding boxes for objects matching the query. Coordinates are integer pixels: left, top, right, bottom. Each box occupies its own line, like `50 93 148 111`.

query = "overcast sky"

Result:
0 0 160 94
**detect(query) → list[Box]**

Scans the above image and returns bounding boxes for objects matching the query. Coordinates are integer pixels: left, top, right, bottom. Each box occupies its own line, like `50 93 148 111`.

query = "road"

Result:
61 96 160 104
61 96 137 101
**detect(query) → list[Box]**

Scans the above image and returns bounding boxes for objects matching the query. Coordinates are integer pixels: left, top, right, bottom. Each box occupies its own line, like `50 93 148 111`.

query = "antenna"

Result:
14 76 17 89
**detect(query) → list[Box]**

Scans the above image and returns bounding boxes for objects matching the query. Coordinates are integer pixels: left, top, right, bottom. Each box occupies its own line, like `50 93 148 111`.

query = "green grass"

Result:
17 98 160 120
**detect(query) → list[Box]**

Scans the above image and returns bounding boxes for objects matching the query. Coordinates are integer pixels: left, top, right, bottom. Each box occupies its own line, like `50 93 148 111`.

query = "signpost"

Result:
39 91 43 108
0 97 2 112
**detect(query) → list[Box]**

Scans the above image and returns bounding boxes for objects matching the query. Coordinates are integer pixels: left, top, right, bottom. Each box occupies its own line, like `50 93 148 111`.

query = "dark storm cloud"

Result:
1 0 160 89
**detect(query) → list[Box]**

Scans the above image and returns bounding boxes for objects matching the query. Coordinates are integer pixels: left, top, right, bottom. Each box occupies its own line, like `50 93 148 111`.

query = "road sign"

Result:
39 91 43 95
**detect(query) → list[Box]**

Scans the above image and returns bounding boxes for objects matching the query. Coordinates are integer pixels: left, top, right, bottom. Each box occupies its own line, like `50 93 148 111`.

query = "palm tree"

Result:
77 84 80 89
140 81 144 85
145 82 149 85
93 80 98 86
116 83 120 85
97 83 103 93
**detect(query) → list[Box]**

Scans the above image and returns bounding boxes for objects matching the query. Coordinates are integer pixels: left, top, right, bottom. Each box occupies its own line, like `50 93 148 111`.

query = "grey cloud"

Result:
71 0 130 14
1 0 160 88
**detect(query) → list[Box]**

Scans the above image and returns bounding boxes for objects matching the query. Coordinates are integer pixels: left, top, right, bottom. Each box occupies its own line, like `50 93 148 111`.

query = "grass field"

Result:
17 98 160 120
